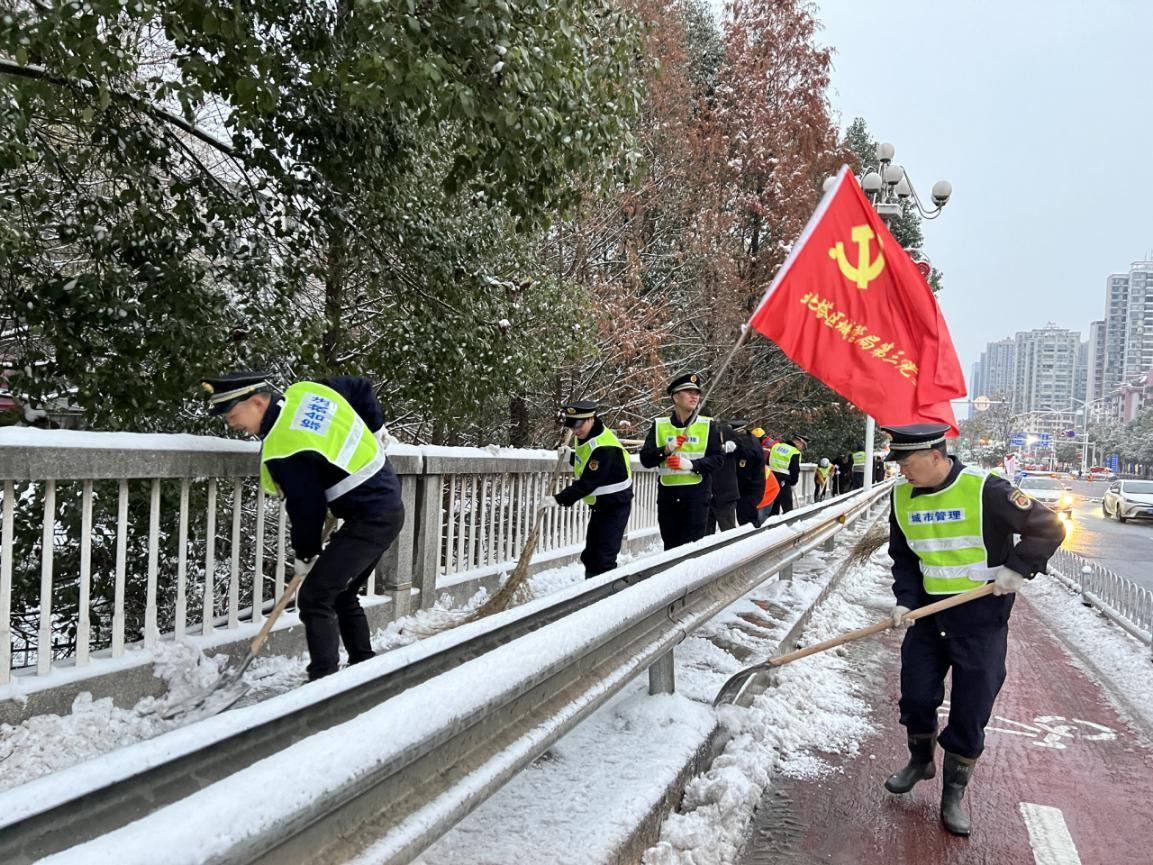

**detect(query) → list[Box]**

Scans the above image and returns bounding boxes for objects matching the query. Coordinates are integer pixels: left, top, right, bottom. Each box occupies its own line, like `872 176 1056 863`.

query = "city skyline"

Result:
814 1 1153 381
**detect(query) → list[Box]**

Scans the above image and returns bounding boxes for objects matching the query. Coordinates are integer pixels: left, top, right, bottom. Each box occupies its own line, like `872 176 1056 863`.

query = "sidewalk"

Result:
736 596 1153 864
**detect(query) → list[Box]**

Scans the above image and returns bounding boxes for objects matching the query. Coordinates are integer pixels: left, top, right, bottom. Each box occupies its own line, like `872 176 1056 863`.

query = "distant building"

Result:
1086 319 1105 406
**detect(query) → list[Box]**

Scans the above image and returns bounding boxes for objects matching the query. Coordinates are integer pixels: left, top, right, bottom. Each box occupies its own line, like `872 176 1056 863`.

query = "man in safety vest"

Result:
814 457 833 501
543 400 633 578
851 442 868 489
882 423 1064 836
767 433 806 516
201 371 404 682
639 373 724 549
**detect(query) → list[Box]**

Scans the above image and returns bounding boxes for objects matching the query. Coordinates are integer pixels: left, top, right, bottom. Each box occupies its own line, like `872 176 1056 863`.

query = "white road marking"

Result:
995 715 1043 733
1020 802 1083 865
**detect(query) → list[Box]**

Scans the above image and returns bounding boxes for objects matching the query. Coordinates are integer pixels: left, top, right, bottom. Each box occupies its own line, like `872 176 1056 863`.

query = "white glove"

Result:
293 557 315 579
374 426 397 451
890 605 913 629
557 444 573 459
538 495 558 509
992 566 1027 596
723 440 737 454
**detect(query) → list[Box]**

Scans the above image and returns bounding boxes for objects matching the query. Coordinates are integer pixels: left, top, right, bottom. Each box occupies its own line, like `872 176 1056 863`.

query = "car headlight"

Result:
1060 494 1073 506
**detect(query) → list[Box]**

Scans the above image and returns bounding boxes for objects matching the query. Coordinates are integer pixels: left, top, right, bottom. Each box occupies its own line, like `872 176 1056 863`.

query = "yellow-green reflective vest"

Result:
573 426 633 505
769 443 800 473
656 415 711 486
259 382 385 502
852 450 867 469
892 467 997 595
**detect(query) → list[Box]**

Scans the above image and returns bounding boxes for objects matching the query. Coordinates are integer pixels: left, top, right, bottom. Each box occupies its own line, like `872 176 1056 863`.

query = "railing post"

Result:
377 474 419 618
413 472 443 611
1081 565 1093 607
779 562 794 581
648 649 675 695
822 534 836 552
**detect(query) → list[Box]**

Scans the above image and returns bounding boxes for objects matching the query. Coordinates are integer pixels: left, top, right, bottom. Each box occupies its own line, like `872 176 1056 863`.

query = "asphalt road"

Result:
1060 479 1153 592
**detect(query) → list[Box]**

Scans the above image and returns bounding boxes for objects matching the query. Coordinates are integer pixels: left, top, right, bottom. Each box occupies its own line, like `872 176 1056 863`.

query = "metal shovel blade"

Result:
158 666 250 721
713 662 779 707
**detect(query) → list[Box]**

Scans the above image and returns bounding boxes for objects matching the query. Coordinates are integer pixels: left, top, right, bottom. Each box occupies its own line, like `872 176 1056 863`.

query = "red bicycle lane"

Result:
737 596 1153 864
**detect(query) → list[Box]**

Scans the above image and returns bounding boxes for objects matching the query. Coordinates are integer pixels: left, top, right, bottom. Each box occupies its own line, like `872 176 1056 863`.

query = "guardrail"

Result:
1047 547 1153 659
1 428 818 684
0 482 884 865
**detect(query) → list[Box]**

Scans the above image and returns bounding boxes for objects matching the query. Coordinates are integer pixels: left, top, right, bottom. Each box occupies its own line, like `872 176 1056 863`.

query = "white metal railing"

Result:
0 428 817 684
1048 546 1153 659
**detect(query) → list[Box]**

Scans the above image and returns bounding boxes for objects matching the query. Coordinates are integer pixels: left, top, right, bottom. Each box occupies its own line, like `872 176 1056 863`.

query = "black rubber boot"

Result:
940 751 977 836
884 733 937 794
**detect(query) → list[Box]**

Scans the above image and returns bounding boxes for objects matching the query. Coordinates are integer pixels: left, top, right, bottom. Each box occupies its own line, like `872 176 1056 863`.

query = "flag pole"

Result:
863 415 875 491
689 324 753 425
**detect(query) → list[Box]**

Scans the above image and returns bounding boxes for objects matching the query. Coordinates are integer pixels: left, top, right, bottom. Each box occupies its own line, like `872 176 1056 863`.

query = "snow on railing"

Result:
1048 546 1153 658
0 428 817 682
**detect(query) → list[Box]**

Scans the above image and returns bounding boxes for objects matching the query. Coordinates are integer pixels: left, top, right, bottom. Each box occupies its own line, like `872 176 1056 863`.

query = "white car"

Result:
1101 480 1153 523
1017 476 1074 516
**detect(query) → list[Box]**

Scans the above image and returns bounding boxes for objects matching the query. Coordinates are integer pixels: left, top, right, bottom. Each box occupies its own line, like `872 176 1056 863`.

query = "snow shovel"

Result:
713 583 996 706
159 520 336 720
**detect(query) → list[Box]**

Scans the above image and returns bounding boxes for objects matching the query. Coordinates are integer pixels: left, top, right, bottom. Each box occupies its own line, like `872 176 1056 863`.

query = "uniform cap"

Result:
819 457 830 467
666 372 703 396
790 434 808 448
200 371 274 416
729 419 750 432
560 399 598 427
880 423 951 460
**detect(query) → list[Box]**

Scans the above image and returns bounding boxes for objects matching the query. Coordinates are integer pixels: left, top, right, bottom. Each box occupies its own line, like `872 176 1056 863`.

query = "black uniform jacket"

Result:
555 419 634 508
639 412 725 498
888 457 1065 637
260 375 402 559
711 422 740 505
733 431 767 497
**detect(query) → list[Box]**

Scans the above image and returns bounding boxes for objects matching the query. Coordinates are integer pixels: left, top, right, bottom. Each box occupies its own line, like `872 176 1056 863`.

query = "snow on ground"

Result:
412 526 886 865
0 552 608 792
1025 573 1153 738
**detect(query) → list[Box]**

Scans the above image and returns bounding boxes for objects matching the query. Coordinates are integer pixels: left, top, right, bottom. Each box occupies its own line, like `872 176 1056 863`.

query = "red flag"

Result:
748 166 966 433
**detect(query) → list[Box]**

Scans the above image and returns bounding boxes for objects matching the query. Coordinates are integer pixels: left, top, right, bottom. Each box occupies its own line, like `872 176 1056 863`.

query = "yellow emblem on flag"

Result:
829 224 885 290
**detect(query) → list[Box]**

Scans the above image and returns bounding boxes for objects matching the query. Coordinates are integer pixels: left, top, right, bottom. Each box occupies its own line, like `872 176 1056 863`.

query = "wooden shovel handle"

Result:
247 517 338 658
769 583 996 669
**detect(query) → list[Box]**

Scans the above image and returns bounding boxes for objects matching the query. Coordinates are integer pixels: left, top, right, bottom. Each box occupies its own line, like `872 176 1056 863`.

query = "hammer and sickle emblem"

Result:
828 225 885 290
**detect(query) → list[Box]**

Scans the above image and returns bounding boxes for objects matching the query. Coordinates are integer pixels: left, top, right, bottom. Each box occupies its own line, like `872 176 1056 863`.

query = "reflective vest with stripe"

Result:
892 467 997 595
260 382 385 502
852 450 867 469
573 426 633 505
769 443 800 474
656 416 711 486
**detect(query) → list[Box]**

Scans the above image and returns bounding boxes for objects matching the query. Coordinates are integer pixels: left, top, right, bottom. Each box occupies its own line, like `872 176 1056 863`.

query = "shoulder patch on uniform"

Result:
587 459 599 472
1009 489 1033 510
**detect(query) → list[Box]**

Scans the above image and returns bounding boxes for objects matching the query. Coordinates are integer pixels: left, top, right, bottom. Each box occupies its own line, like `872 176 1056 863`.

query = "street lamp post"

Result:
828 142 952 492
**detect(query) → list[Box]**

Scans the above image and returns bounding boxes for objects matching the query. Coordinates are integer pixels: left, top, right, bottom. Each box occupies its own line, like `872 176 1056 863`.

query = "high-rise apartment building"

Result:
1013 325 1080 438
974 338 1016 401
1100 261 1153 397
1086 319 1105 405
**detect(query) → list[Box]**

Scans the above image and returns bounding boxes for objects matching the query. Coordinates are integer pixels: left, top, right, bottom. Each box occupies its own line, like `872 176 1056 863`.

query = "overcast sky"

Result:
811 0 1153 382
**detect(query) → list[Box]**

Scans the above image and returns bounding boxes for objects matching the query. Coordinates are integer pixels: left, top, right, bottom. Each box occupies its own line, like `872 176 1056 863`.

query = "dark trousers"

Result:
814 481 827 502
581 500 632 577
768 481 794 516
898 621 1009 759
297 508 405 680
736 493 762 527
657 487 710 550
851 471 864 490
707 499 738 534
